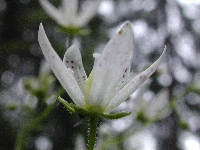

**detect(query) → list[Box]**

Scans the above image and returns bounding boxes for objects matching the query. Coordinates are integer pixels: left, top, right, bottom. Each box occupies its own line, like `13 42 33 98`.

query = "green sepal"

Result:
57 96 76 114
100 111 131 120
57 96 95 116
56 25 91 36
136 112 149 124
58 97 131 119
71 104 97 116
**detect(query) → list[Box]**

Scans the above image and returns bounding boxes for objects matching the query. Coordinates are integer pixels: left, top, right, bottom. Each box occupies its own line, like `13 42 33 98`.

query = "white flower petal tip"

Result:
63 44 87 95
64 45 82 67
116 21 134 38
39 23 43 32
120 21 132 31
135 46 166 84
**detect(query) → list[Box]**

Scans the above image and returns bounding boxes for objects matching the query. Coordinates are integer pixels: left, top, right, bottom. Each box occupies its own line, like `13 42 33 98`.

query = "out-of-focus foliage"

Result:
0 0 200 150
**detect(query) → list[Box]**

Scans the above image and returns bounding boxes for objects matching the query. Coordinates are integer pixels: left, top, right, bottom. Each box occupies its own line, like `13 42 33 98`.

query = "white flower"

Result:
38 21 166 115
39 0 102 28
131 82 171 120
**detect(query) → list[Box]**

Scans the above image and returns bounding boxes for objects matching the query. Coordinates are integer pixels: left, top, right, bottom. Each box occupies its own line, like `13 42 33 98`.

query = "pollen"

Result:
71 61 74 63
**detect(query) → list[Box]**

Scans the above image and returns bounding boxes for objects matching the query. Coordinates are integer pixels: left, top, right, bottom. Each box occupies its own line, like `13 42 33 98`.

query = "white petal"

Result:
63 45 87 95
62 0 78 25
87 21 134 107
38 23 84 107
107 47 167 111
39 0 65 26
76 0 102 27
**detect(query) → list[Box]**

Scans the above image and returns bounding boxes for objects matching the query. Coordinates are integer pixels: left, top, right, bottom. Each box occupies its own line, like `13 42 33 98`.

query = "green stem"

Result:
88 115 98 150
14 101 57 150
14 120 30 150
29 101 57 129
67 34 74 48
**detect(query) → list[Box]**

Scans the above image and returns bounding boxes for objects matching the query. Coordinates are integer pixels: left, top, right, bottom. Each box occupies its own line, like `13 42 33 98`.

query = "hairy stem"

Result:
88 115 98 150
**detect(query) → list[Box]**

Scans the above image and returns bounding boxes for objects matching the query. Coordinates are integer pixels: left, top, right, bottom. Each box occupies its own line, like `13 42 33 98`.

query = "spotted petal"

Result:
63 45 87 95
38 23 84 107
107 47 167 111
87 21 134 108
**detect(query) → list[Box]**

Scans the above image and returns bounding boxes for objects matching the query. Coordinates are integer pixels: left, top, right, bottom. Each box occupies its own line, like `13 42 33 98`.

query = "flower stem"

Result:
67 34 74 48
88 115 98 150
14 101 57 150
14 120 30 150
